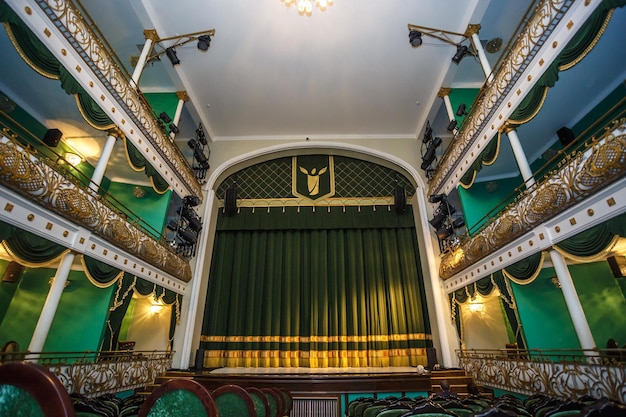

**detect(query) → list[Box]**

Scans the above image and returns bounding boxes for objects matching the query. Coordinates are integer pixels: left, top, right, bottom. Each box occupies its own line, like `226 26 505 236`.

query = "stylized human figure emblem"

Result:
299 165 327 196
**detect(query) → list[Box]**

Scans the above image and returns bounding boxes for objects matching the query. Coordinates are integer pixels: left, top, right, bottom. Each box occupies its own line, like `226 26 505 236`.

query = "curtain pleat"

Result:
1 224 67 264
200 217 431 368
82 255 123 288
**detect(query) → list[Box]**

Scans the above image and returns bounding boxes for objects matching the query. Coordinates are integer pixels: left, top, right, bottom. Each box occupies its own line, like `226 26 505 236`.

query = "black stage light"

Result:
197 35 211 51
456 103 467 116
452 44 469 64
169 123 180 135
429 194 446 204
166 47 180 65
409 30 423 47
179 206 202 232
422 125 433 144
452 217 466 229
421 136 442 170
188 138 198 150
159 112 172 123
184 196 201 207
194 148 208 165
436 222 454 240
429 201 456 229
447 119 457 132
178 228 197 244
166 220 179 231
196 128 207 146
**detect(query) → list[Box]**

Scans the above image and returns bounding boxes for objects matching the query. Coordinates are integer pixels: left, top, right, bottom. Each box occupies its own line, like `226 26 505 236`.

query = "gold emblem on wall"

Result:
292 155 335 201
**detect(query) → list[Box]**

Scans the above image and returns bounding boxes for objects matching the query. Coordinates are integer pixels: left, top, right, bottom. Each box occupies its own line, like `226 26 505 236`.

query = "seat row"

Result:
0 361 292 417
347 392 626 417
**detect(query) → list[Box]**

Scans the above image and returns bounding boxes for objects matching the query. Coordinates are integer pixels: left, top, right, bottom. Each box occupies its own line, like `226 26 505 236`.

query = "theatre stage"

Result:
194 367 434 394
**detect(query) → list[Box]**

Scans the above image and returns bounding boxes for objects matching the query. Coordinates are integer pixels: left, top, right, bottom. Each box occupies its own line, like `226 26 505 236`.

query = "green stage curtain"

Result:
201 206 431 368
100 273 135 352
555 212 626 259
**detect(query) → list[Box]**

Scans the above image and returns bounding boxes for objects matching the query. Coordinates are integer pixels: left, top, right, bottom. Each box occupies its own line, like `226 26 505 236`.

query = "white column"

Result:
471 32 494 83
89 132 118 193
169 92 188 140
549 249 597 352
28 252 76 353
442 95 455 122
507 129 536 189
131 30 159 87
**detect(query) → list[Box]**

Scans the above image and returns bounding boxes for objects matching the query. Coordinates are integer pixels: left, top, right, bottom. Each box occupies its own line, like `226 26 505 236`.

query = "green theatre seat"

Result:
0 361 76 417
137 378 217 417
212 384 257 417
246 387 270 417
261 387 283 417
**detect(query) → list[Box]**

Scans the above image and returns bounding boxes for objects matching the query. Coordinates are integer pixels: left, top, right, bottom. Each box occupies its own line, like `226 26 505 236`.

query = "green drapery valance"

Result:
82 255 123 288
459 137 500 188
124 139 169 194
216 205 416 231
458 0 625 189
0 221 66 265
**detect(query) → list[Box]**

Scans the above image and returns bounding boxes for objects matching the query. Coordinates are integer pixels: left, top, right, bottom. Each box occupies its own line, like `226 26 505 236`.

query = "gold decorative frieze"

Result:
440 119 626 279
428 0 579 196
28 0 202 200
0 135 192 282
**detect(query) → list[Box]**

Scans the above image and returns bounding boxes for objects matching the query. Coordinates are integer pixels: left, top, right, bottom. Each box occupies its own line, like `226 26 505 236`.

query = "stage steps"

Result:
135 370 195 396
429 369 493 399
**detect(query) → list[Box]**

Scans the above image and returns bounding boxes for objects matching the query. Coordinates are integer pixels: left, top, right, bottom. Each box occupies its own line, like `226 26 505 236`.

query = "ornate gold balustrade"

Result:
0 350 173 397
458 348 626 404
0 133 192 282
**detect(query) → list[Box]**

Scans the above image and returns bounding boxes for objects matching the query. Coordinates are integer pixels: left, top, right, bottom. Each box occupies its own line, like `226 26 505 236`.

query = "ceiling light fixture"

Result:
283 0 334 15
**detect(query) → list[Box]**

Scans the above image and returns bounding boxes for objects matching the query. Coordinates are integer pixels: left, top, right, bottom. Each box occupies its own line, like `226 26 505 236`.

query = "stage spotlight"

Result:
429 201 456 229
196 128 207 146
436 222 454 240
188 139 198 150
177 227 198 244
409 30 423 47
159 112 172 123
165 47 180 65
456 103 467 116
183 195 201 207
421 136 442 170
166 220 179 231
429 194 446 204
452 44 469 64
452 217 466 229
179 206 202 232
422 125 433 144
197 34 211 51
447 119 457 132
169 123 180 135
194 148 208 165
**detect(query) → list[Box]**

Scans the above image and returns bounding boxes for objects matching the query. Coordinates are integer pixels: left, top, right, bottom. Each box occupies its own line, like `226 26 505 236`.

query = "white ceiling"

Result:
1 0 625 185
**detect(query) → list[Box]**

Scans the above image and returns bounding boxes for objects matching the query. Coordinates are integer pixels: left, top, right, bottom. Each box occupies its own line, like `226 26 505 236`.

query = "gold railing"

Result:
1 350 173 397
457 348 626 404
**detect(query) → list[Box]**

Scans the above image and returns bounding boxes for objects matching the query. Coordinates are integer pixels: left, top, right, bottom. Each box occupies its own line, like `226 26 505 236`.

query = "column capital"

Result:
499 122 516 135
106 127 125 140
176 91 190 102
464 24 481 37
438 87 452 98
144 29 159 42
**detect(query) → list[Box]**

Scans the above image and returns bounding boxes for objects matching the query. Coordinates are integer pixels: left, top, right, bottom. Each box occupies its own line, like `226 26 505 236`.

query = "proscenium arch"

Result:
174 141 455 370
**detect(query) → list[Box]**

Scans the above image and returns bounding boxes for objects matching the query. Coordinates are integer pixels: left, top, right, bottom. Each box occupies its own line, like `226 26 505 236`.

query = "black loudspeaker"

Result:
225 186 237 215
426 347 438 370
1 262 23 283
43 128 63 147
394 185 406 214
194 348 206 370
607 256 626 278
557 127 576 147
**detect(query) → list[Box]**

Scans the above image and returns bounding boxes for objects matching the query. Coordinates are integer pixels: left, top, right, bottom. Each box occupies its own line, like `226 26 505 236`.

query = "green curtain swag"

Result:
458 0 625 189
123 138 169 194
0 221 67 265
216 205 416 231
502 252 545 285
459 132 501 188
201 223 431 368
81 255 123 288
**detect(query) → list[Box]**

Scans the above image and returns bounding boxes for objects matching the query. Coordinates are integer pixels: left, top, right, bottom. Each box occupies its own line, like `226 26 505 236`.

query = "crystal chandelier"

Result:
283 0 334 14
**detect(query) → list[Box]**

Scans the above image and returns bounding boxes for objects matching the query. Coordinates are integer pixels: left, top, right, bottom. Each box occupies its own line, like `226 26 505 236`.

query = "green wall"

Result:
511 261 626 350
0 260 20 330
106 182 172 238
0 266 115 352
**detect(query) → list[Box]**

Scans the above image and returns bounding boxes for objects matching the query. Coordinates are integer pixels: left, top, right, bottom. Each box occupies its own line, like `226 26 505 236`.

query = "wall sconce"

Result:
48 278 71 289
64 152 82 166
469 302 484 313
150 301 164 315
551 277 561 289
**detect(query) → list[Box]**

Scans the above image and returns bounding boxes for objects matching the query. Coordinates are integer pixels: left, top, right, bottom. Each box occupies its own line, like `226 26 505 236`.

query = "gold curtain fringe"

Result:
507 87 549 126
122 137 146 172
1 241 70 268
80 255 123 288
110 275 136 311
553 235 621 263
201 333 431 344
558 10 613 72
503 251 545 285
482 133 501 166
73 95 116 131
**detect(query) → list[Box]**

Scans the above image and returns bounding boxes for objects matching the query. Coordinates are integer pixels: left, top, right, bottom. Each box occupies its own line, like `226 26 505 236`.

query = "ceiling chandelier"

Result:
283 0 334 15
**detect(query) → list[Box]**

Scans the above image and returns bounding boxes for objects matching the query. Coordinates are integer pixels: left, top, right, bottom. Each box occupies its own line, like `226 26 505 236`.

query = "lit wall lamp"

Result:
131 29 216 86
64 152 82 166
469 301 484 313
150 301 164 315
407 23 494 81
